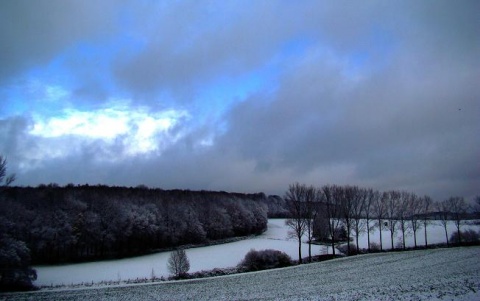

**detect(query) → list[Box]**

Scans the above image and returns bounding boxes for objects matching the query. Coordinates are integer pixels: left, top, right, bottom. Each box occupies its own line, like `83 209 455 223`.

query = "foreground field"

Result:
3 246 480 300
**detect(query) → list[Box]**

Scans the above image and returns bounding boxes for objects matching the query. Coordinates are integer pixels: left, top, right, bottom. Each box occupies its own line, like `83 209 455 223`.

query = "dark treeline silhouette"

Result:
1 184 272 264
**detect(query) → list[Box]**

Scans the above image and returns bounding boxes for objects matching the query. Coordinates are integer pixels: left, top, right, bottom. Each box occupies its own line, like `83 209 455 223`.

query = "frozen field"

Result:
3 246 480 300
33 219 479 287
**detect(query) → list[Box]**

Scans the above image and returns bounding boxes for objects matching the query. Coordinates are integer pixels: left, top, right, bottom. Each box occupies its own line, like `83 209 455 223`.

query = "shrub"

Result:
238 249 292 272
369 242 381 252
450 230 480 245
337 244 358 256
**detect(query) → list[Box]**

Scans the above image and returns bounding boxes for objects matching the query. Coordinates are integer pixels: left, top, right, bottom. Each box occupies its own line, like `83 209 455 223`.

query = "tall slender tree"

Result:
322 185 344 256
446 197 467 246
421 195 433 248
397 191 411 250
350 186 367 254
373 191 387 251
285 183 308 263
436 200 451 247
408 193 423 248
364 188 379 252
384 190 400 250
304 186 320 262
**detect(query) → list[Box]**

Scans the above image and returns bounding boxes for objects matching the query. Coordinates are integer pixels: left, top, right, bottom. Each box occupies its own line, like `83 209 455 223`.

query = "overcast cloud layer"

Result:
1 0 479 201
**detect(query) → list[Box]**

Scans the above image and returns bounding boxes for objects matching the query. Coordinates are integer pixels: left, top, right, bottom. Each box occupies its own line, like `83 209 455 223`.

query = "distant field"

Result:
2 246 480 301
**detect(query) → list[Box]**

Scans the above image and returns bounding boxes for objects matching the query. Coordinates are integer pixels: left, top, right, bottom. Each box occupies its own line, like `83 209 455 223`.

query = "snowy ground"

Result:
32 219 480 287
3 246 480 300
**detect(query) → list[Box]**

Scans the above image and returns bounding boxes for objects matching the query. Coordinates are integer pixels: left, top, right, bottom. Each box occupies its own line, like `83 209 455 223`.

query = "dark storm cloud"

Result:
113 1 301 97
1 1 479 201
210 0 480 199
0 0 118 83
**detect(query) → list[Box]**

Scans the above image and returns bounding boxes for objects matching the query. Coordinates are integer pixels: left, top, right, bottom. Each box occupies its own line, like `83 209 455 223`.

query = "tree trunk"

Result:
346 222 351 255
457 225 461 246
355 231 359 254
424 221 428 248
444 225 449 247
378 219 383 251
413 229 417 248
366 219 371 252
308 240 312 263
298 241 302 264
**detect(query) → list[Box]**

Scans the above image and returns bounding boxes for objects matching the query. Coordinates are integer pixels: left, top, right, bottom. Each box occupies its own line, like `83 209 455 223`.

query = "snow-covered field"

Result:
33 219 479 287
4 247 480 300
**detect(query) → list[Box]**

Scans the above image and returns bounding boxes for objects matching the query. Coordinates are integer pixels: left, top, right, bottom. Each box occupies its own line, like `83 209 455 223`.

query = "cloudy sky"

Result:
1 0 479 201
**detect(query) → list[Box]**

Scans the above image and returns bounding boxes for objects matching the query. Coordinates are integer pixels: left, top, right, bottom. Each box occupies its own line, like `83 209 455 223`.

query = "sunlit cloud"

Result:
29 101 190 159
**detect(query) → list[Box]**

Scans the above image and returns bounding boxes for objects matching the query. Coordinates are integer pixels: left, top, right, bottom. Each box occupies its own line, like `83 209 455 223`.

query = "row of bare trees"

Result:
285 183 472 263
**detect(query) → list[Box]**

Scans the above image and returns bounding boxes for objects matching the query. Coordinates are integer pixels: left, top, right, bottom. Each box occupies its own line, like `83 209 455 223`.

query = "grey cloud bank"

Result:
0 0 479 201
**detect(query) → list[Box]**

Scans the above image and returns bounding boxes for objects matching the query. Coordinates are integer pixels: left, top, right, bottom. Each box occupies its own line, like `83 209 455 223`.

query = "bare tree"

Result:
285 183 308 263
364 188 379 252
304 186 320 262
384 190 400 250
421 195 433 248
407 193 423 248
373 191 387 251
474 196 480 218
436 200 451 246
397 191 412 250
0 156 16 187
341 186 354 255
322 185 344 256
446 197 467 245
312 207 330 251
167 248 190 278
349 186 367 254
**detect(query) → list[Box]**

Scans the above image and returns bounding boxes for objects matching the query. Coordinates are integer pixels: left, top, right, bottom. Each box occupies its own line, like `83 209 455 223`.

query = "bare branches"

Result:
286 181 472 256
167 248 190 278
284 183 308 263
0 156 16 186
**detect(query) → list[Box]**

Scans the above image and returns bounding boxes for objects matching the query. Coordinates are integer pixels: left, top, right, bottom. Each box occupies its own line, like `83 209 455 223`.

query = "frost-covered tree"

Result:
167 248 190 278
0 156 36 291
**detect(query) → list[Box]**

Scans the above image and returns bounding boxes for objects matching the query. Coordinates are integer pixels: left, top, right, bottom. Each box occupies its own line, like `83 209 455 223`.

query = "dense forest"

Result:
0 184 287 265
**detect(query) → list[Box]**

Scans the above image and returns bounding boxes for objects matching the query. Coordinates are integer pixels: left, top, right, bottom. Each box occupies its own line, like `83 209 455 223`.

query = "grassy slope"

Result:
3 246 480 301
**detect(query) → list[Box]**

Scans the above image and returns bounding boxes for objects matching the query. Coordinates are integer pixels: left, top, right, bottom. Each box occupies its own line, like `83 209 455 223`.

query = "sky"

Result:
1 0 479 201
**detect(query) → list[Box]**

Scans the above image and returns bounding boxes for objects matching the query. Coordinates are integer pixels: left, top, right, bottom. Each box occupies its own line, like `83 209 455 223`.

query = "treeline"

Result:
1 184 272 264
284 183 478 263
